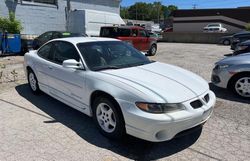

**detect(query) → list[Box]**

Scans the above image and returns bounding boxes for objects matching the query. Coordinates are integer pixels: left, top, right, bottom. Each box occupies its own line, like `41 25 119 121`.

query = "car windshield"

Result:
208 24 220 27
77 41 152 71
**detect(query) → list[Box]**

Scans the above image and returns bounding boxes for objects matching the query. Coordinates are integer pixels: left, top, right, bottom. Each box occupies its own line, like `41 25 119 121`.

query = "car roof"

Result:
51 37 120 45
234 31 250 36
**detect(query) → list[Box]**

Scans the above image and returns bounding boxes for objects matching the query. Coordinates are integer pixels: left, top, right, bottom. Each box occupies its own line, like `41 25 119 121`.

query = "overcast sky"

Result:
121 0 250 9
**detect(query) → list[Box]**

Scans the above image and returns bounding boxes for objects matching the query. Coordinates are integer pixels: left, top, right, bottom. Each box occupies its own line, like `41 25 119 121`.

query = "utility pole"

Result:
157 1 162 25
136 3 138 24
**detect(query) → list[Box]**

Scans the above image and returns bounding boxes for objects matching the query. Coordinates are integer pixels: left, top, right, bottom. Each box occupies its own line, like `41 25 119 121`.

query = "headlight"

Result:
135 102 185 114
218 64 230 69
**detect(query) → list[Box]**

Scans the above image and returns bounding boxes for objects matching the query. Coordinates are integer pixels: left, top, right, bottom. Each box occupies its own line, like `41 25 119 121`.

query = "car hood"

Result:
216 53 250 65
100 62 209 103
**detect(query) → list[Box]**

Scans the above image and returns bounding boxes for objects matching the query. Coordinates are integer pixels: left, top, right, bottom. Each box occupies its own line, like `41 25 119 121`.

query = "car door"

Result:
129 29 141 51
47 41 88 111
35 42 54 94
138 29 150 51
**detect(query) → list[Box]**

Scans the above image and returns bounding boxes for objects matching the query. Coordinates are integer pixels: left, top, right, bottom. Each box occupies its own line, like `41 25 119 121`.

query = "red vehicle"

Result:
100 26 157 56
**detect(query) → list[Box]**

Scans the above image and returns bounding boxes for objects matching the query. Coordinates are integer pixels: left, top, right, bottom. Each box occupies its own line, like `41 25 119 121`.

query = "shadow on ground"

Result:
15 84 202 161
209 83 250 104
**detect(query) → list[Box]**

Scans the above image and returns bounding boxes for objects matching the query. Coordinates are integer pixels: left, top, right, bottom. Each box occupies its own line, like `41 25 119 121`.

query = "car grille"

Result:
190 100 203 109
190 94 210 109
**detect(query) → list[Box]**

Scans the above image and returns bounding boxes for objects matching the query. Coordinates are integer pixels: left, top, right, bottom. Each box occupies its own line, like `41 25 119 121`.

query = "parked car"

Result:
203 23 227 33
231 31 250 50
32 31 84 50
100 26 157 56
148 32 162 41
234 40 250 55
24 37 216 142
211 53 250 98
218 35 233 45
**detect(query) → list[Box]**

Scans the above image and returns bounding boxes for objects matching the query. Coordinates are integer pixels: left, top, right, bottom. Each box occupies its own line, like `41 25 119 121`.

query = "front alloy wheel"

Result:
28 70 40 94
234 76 250 98
96 103 116 133
148 44 157 56
93 97 125 139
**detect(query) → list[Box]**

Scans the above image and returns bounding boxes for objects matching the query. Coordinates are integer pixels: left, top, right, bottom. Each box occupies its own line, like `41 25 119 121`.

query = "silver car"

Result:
211 53 250 98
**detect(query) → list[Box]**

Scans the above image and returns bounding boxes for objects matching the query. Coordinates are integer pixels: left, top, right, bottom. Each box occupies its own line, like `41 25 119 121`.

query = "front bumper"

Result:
211 66 231 88
117 90 216 142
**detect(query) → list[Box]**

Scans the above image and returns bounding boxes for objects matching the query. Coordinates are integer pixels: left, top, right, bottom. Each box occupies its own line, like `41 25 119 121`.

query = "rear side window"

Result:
37 43 52 60
100 27 131 37
39 32 53 42
139 30 147 37
51 41 80 65
117 28 131 37
100 27 118 37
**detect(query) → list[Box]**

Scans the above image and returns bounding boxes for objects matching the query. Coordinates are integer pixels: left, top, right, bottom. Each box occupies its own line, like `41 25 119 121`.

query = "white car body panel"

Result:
24 37 216 142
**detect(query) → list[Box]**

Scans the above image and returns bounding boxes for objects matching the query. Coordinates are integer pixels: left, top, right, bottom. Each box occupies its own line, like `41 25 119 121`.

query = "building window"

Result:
22 0 57 5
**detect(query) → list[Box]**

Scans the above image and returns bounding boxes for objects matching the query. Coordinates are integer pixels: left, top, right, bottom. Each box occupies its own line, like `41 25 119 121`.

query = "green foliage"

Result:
0 12 23 33
246 23 250 31
120 2 178 20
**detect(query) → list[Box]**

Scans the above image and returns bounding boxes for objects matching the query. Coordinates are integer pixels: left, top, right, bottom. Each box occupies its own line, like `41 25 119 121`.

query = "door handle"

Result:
48 66 53 70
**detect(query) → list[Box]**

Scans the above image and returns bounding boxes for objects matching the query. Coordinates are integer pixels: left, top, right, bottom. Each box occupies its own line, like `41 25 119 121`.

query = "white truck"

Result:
67 9 125 37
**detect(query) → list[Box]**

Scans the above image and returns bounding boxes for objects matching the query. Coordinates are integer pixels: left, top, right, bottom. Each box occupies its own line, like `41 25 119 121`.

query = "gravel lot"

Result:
0 43 249 161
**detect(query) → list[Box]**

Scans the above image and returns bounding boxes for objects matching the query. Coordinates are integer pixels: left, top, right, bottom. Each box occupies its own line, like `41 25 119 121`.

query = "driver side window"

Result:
51 41 80 65
139 30 147 37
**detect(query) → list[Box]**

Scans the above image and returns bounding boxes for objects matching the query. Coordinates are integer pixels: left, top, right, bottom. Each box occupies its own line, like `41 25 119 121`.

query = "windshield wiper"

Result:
93 66 120 71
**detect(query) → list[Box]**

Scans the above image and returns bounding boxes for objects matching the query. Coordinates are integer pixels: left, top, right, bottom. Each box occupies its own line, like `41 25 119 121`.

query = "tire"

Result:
229 73 250 98
93 96 125 139
223 39 230 45
148 44 157 56
28 69 40 94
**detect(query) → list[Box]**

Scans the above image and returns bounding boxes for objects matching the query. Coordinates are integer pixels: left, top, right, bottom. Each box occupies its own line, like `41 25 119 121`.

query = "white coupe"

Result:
24 37 216 142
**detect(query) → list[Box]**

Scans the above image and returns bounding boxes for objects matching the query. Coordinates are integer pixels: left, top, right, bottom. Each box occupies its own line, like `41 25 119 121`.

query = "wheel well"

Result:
26 66 32 72
90 90 121 114
152 43 157 48
227 72 250 89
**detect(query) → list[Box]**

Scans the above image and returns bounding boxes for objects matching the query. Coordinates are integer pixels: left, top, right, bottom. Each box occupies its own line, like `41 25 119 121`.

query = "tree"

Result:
0 12 22 33
120 7 129 19
167 5 178 14
120 2 178 21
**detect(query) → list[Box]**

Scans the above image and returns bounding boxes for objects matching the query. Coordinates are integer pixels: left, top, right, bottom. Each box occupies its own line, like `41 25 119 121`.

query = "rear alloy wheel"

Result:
148 44 157 56
93 97 125 139
231 74 250 98
28 70 40 94
223 39 230 45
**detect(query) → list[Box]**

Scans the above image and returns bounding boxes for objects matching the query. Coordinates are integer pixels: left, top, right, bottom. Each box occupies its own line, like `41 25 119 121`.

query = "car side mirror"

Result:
62 59 84 70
